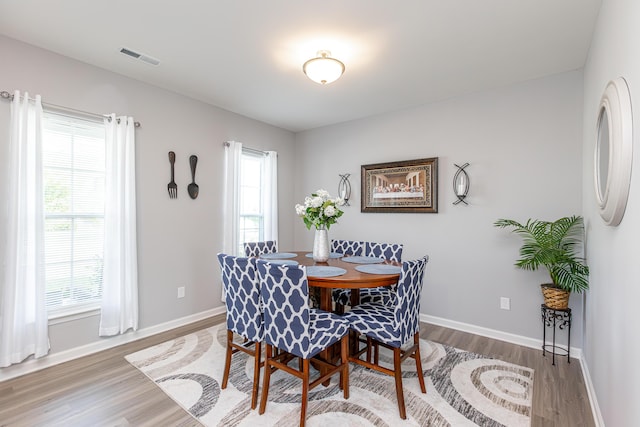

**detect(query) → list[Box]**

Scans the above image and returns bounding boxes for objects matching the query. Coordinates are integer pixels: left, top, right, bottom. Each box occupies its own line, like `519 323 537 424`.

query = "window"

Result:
238 150 265 254
223 141 277 258
42 112 106 315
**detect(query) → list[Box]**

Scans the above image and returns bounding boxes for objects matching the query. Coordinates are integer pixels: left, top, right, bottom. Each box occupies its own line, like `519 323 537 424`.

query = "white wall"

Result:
0 36 296 364
294 71 585 344
582 0 640 425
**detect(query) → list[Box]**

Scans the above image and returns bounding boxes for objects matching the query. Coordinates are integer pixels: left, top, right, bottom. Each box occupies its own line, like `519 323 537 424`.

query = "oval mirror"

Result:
595 107 610 202
594 77 633 226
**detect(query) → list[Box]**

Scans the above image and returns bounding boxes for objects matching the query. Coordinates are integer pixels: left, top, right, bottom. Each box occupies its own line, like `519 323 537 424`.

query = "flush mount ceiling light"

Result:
302 50 345 85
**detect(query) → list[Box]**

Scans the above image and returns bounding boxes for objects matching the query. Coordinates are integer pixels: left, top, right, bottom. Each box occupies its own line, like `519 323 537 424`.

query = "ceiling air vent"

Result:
119 47 160 66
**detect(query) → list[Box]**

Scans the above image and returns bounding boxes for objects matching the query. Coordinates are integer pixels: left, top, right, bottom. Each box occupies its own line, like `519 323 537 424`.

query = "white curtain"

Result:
263 151 278 243
223 141 242 256
0 91 49 367
99 114 139 336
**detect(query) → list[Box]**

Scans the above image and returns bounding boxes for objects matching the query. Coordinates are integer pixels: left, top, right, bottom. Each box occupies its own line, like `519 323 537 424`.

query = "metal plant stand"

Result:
541 304 571 365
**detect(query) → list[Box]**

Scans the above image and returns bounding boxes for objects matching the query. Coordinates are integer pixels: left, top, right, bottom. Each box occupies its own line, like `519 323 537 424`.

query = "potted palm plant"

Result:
494 215 589 309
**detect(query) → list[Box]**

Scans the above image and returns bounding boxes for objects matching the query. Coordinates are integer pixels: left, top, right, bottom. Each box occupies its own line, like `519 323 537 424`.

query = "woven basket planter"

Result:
541 284 570 310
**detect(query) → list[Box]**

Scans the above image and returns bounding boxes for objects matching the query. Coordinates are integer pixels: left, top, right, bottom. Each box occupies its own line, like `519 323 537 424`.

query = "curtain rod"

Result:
223 141 267 156
1 90 141 128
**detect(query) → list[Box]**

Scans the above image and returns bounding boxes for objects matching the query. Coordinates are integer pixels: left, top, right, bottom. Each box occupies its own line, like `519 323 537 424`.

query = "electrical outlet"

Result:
178 286 185 299
500 297 511 310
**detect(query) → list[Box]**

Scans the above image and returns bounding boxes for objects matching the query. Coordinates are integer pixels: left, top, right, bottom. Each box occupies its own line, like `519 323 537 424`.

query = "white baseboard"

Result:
420 313 583 361
578 354 605 427
0 307 225 383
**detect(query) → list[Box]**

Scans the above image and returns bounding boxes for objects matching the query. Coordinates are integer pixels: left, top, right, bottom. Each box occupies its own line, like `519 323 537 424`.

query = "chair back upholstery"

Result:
244 240 277 257
331 239 364 256
217 253 263 342
394 256 428 343
364 241 403 262
256 260 312 358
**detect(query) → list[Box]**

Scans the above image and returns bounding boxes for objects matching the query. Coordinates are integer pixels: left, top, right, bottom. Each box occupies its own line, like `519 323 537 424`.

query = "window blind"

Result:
42 112 106 314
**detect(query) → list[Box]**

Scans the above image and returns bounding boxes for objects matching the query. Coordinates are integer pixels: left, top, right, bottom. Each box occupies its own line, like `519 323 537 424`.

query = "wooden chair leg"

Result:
251 341 262 409
366 336 372 363
300 358 310 427
374 341 380 365
222 329 233 389
393 347 407 420
341 334 349 399
413 333 426 394
335 303 345 315
259 345 273 415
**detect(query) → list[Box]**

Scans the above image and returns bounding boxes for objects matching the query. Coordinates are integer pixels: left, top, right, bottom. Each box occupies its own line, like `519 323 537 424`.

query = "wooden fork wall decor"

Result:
167 151 177 199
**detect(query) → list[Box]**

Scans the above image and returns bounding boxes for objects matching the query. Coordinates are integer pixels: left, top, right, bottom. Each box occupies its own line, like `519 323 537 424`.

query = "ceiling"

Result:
0 0 601 132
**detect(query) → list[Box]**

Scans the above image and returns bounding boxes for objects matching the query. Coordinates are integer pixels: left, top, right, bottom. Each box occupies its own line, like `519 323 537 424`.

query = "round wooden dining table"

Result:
291 252 401 312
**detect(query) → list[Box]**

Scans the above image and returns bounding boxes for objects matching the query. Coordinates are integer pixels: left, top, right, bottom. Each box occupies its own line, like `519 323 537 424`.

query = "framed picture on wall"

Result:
361 157 438 213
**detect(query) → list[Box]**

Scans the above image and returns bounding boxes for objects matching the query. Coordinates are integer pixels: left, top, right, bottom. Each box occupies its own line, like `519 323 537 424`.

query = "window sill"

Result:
48 305 101 325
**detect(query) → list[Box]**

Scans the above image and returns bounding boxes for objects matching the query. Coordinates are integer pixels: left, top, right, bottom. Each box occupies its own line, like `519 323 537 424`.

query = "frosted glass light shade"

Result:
303 50 345 85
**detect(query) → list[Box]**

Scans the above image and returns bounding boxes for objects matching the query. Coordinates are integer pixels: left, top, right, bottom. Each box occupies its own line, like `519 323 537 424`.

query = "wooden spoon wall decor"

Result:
188 155 199 199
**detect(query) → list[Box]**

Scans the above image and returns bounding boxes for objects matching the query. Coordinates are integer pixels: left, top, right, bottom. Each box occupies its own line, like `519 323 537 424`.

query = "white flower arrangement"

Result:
295 189 345 230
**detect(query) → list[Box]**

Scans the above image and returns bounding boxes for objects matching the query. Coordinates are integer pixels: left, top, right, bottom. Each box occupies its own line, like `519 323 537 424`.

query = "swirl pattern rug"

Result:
125 324 533 426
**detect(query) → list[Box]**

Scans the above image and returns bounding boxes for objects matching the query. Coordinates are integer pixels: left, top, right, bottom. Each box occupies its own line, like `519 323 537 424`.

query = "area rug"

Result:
125 323 533 426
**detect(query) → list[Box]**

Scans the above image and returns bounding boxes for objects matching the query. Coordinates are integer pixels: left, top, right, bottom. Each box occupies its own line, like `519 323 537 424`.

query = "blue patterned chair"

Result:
256 260 350 427
217 253 263 410
330 239 364 256
330 239 363 313
332 241 404 313
342 256 429 420
365 241 404 262
244 240 277 257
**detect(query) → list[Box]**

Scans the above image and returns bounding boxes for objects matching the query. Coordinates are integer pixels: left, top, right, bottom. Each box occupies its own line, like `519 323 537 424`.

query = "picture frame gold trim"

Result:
361 157 438 213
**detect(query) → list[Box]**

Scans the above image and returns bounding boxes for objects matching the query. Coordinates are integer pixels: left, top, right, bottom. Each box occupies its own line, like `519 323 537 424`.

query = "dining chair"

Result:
333 241 403 314
330 239 363 313
342 256 429 420
330 239 364 256
256 260 350 427
244 240 278 257
217 253 263 410
364 241 403 262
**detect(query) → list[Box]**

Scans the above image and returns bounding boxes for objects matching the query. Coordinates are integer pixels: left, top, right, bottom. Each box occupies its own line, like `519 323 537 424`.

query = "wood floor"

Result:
0 315 594 427
421 323 594 427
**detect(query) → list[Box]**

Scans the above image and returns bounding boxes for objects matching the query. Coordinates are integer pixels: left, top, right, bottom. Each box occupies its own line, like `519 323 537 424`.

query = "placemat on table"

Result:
259 252 297 259
355 264 402 274
306 266 347 277
341 256 385 264
305 252 343 259
262 259 298 265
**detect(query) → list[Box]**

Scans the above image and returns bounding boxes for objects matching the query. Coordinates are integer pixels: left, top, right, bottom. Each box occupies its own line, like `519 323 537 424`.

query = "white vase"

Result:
313 226 330 262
